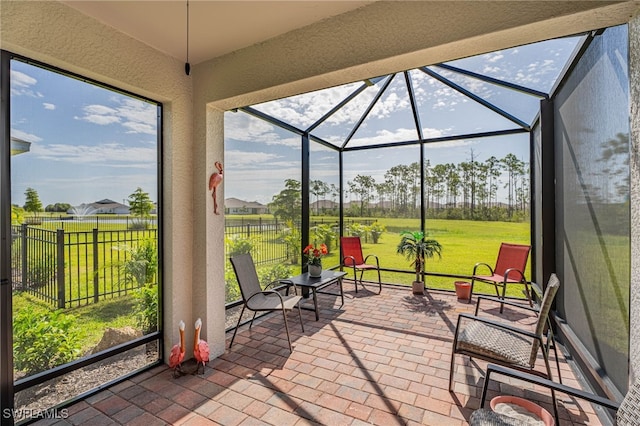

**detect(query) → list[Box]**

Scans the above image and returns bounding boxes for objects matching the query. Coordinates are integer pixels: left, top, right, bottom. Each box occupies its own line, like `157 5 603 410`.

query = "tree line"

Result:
271 151 529 222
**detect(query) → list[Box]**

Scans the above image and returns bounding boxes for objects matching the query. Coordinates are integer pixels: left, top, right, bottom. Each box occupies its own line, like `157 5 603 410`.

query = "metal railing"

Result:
11 224 157 308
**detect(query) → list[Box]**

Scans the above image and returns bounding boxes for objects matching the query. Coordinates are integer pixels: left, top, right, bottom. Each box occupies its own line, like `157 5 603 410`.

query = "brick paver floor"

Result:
33 282 604 425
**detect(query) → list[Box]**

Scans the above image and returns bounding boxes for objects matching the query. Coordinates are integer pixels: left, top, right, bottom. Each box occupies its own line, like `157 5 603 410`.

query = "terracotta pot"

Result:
490 395 554 426
412 281 424 295
454 281 471 301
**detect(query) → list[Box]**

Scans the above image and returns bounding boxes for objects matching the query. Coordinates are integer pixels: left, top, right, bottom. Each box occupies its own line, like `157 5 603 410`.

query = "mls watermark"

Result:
3 408 69 421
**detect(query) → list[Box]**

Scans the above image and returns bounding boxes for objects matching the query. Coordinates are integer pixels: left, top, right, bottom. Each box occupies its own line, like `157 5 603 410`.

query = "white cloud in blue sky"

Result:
10 61 158 207
226 36 584 204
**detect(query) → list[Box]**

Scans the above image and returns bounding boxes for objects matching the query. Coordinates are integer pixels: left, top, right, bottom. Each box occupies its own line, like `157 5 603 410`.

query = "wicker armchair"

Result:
449 273 561 396
471 364 640 426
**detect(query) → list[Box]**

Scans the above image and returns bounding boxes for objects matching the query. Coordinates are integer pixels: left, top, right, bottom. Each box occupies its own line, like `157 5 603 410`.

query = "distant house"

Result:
225 198 268 215
311 199 338 210
67 199 130 215
10 136 31 156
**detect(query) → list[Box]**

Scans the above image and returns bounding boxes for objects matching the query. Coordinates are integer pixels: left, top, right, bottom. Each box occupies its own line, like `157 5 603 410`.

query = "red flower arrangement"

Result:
303 243 328 266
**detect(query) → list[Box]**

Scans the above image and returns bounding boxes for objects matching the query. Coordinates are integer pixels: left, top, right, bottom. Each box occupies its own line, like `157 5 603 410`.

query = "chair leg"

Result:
523 280 534 308
297 301 304 332
351 265 358 293
282 308 293 352
229 304 246 349
249 311 257 329
499 283 507 314
376 267 382 294
543 352 559 425
448 351 456 392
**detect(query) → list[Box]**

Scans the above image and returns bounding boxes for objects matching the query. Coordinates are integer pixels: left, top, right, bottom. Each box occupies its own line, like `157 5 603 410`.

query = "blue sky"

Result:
225 36 584 204
10 35 584 208
10 61 158 208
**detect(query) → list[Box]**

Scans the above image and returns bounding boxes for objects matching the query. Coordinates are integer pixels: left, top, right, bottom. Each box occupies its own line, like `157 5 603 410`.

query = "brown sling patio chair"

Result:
471 364 640 426
340 236 381 294
449 274 561 400
229 253 304 352
471 242 532 312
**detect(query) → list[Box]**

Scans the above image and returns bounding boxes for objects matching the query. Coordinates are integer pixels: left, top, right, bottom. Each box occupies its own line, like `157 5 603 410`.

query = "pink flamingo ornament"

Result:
208 161 223 215
169 320 185 377
193 318 210 375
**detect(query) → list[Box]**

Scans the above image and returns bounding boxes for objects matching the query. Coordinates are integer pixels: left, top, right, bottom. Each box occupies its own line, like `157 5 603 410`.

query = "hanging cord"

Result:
185 0 191 75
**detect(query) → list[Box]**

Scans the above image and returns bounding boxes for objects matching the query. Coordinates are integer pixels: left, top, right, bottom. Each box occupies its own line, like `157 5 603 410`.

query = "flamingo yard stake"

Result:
193 318 210 375
169 320 185 377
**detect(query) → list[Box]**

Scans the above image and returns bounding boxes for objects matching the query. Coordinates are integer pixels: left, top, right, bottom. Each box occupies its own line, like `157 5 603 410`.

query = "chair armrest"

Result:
481 364 620 411
246 289 285 305
473 262 493 276
503 268 526 282
456 313 541 341
363 254 380 266
277 279 299 295
475 295 539 316
343 255 357 267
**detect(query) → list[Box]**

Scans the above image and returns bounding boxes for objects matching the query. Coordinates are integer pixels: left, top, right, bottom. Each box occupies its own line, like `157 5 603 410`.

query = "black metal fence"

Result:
12 217 376 308
224 221 288 266
11 224 157 308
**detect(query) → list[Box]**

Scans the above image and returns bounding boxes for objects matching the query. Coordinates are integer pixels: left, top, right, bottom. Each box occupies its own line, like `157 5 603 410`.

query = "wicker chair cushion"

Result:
457 321 533 368
617 381 640 425
469 408 524 426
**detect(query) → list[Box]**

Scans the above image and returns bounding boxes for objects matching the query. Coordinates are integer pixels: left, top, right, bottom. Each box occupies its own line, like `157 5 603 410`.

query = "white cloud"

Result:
225 149 285 168
77 99 156 135
486 53 504 63
11 70 37 88
10 70 42 98
43 103 56 110
254 82 363 128
225 112 301 148
78 114 120 125
30 142 155 166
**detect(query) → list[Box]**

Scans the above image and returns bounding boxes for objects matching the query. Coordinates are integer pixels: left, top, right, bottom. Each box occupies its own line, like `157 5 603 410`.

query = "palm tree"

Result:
396 231 442 283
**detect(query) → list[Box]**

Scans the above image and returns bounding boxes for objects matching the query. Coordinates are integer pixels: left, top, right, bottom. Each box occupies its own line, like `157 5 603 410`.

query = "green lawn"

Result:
319 218 531 298
224 214 533 299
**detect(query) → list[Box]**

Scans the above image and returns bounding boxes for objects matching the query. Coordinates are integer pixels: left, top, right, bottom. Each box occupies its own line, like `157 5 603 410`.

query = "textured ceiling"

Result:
63 1 374 65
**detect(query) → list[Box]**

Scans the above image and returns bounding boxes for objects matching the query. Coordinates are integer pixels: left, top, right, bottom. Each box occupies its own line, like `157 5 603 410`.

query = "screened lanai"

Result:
224 24 630 405
1 0 636 422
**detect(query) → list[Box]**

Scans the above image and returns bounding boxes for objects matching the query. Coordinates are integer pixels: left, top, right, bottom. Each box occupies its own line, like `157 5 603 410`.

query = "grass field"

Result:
224 215 533 299
310 217 531 298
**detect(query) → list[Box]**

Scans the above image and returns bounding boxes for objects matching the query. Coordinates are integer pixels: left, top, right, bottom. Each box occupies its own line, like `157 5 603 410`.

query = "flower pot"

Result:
412 281 424 295
454 281 471 301
308 264 322 277
490 395 554 426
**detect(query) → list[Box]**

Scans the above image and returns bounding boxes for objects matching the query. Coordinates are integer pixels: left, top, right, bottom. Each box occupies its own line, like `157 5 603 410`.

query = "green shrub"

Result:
26 255 56 288
225 235 256 257
13 307 81 375
117 238 158 287
257 263 292 286
280 222 301 264
367 222 386 243
310 224 337 253
133 283 158 334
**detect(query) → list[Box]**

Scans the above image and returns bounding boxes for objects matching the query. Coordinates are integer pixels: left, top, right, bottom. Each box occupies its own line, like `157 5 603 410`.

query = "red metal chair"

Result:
340 236 381 294
471 242 531 312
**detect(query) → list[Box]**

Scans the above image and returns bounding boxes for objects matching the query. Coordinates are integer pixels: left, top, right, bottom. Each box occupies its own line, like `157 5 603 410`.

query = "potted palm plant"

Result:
396 231 442 295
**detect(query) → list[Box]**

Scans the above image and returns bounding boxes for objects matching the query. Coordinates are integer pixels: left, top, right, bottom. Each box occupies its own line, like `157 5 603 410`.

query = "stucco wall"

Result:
0 1 196 362
629 12 640 385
